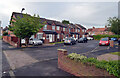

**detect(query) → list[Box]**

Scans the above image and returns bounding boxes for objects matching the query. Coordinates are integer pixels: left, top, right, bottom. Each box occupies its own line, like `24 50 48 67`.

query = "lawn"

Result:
110 52 120 56
49 41 64 44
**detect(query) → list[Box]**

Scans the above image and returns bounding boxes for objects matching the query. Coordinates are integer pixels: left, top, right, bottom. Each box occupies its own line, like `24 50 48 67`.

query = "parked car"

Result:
118 38 120 45
64 37 76 45
71 37 77 41
83 37 88 43
21 39 26 45
111 37 118 41
87 37 93 40
29 38 43 45
78 38 84 43
99 38 110 46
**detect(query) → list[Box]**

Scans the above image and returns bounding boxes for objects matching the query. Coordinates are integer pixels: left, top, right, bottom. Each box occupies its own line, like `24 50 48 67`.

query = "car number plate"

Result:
102 43 105 45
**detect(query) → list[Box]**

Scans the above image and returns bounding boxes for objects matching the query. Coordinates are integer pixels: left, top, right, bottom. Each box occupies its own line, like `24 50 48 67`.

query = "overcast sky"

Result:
0 0 118 29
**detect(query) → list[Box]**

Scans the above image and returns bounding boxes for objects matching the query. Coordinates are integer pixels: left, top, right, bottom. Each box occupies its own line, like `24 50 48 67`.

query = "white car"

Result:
71 37 77 41
29 38 43 45
87 37 93 40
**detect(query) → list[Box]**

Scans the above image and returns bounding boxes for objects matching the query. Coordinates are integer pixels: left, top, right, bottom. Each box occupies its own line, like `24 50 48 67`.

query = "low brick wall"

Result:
57 49 115 77
3 36 19 47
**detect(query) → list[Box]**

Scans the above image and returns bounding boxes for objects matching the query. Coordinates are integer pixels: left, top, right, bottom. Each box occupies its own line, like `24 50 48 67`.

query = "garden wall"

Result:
3 36 19 47
57 49 116 77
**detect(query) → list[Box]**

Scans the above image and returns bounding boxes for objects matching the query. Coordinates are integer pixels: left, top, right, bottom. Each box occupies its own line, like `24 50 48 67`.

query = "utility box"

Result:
110 40 114 47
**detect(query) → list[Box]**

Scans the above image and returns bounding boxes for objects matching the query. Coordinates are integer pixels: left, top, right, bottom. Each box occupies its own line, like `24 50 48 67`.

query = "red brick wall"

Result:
58 49 115 77
3 36 18 47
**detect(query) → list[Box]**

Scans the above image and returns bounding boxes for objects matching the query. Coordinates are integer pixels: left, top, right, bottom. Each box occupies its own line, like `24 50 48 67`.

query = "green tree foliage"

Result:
9 13 45 46
62 20 70 24
107 17 120 34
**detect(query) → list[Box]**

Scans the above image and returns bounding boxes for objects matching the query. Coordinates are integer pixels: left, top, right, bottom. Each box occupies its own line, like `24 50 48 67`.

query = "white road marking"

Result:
9 70 15 78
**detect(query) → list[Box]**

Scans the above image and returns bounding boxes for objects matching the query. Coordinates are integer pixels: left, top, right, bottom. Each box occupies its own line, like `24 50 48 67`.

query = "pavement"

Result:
1 40 119 77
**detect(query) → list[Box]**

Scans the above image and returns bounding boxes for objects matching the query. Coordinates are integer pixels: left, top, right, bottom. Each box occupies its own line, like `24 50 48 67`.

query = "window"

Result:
82 30 84 32
57 34 60 39
52 26 55 30
76 29 77 32
63 28 65 31
46 34 49 39
57 26 60 30
43 25 47 30
85 30 86 32
37 33 43 39
69 29 71 32
78 29 80 32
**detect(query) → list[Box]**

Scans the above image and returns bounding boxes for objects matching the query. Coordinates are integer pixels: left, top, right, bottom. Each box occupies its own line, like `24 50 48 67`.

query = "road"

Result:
2 40 119 77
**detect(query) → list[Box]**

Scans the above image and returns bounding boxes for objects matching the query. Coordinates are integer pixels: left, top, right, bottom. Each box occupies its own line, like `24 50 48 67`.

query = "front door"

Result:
49 34 52 42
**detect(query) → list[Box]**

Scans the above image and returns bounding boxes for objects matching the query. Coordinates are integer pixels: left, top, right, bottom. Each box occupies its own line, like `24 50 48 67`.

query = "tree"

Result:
62 20 70 24
107 17 120 35
9 13 45 47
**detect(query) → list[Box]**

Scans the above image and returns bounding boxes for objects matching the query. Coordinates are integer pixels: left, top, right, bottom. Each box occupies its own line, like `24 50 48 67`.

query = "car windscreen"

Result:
101 38 108 41
65 38 71 40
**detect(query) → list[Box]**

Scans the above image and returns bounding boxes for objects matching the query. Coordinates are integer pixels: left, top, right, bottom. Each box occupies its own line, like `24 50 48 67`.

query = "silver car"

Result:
29 38 43 45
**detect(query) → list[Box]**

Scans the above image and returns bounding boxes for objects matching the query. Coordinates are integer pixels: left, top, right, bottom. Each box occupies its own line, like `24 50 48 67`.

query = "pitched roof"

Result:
92 28 106 32
76 24 86 29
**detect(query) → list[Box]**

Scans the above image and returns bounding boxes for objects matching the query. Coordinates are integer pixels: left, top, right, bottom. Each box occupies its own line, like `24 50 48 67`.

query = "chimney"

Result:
93 26 95 29
105 26 107 28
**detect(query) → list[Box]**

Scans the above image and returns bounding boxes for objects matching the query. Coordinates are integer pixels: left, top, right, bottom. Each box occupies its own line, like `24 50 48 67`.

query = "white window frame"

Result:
63 28 65 31
76 29 77 32
52 26 55 30
37 33 43 39
57 26 60 30
78 29 80 32
43 25 47 30
57 34 60 39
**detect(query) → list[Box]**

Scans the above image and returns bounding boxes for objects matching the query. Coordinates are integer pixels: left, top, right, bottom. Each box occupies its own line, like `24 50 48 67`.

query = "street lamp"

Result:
21 8 25 13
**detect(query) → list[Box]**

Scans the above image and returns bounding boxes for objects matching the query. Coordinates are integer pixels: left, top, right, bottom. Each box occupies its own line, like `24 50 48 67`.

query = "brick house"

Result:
87 26 114 36
3 12 87 47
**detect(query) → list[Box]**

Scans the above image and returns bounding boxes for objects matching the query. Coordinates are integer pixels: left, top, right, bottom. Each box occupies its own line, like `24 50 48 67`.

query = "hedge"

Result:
68 53 120 78
93 35 120 40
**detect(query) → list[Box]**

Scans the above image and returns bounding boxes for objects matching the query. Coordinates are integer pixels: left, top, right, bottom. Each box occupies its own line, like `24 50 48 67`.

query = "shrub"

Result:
93 35 120 40
68 53 120 78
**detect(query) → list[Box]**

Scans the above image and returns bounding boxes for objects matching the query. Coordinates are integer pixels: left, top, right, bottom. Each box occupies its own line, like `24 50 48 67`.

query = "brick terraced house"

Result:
3 12 87 47
87 26 114 36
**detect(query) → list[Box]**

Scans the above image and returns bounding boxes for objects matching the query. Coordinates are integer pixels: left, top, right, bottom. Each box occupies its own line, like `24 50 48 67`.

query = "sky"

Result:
0 0 119 29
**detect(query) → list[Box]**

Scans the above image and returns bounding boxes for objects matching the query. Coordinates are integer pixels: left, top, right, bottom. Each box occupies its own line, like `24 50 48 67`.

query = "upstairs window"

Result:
82 30 84 32
75 29 77 32
43 25 47 30
57 26 60 30
63 28 66 31
69 28 71 32
52 26 55 30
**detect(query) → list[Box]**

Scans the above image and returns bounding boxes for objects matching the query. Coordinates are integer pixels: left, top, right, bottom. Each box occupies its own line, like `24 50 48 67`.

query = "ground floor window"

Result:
57 34 60 39
37 33 43 39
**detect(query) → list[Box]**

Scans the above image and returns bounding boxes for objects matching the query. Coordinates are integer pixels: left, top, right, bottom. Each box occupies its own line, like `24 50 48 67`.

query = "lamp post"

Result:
21 8 25 13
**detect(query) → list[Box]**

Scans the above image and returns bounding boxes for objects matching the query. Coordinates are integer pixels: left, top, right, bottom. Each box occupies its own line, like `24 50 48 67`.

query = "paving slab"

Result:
3 50 39 70
97 53 120 61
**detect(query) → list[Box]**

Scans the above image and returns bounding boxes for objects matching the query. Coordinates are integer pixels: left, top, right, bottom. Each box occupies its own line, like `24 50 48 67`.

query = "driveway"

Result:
2 40 118 77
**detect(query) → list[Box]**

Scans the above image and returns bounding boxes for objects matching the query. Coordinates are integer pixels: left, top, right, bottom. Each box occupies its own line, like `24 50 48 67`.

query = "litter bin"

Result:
110 40 114 47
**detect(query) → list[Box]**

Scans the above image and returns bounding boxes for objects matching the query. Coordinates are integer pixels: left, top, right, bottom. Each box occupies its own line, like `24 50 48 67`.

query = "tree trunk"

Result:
25 38 29 47
19 38 22 47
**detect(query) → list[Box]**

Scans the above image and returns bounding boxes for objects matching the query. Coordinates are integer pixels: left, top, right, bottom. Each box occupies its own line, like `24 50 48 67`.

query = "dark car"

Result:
64 37 76 45
78 38 84 43
111 38 118 41
99 38 110 46
83 37 88 43
118 38 120 45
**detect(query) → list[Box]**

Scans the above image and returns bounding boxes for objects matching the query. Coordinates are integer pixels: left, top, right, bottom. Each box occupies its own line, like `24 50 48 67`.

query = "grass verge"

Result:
110 52 120 56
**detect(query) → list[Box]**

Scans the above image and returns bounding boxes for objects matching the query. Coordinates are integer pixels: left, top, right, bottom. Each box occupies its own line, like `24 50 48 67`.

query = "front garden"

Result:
68 53 120 78
93 35 120 40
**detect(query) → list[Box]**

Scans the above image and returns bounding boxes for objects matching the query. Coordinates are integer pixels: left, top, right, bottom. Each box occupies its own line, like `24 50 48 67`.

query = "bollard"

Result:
110 40 114 47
